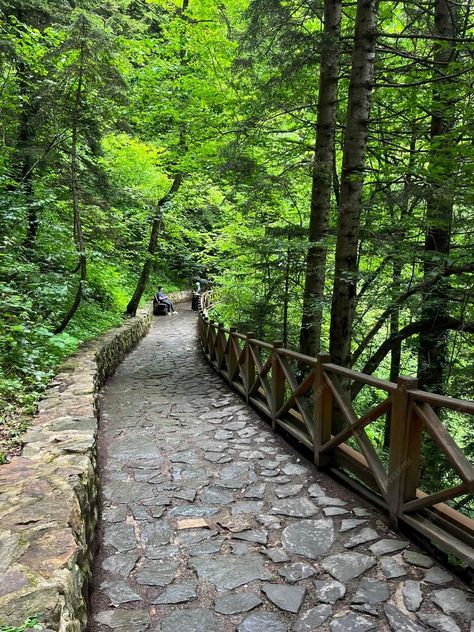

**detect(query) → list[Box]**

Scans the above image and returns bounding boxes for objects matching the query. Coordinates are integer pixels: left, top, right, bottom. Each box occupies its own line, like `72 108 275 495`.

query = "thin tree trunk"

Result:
299 0 342 357
329 0 379 372
125 174 183 316
126 0 188 317
55 33 86 334
417 0 457 393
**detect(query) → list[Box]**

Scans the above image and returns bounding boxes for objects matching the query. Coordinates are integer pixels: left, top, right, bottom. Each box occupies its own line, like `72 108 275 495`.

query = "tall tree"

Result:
329 0 379 370
417 0 458 392
299 0 342 357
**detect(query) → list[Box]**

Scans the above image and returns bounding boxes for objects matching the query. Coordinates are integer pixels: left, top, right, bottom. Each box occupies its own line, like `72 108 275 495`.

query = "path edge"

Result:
0 291 190 630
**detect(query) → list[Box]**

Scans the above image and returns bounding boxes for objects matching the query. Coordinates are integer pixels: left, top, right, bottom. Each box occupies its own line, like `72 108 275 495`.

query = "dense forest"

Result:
0 0 472 509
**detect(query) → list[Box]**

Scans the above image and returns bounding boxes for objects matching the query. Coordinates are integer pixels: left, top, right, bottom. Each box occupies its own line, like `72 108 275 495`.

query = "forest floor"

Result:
87 306 473 632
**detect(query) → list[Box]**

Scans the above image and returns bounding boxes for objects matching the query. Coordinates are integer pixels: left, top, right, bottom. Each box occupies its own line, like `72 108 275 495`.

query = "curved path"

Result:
88 307 473 632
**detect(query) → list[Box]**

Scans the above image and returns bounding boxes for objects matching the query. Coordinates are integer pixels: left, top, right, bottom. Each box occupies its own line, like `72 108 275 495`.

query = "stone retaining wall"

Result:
0 292 190 631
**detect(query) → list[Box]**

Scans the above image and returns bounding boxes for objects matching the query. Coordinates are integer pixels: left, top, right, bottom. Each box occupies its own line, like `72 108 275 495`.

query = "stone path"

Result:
87 307 473 632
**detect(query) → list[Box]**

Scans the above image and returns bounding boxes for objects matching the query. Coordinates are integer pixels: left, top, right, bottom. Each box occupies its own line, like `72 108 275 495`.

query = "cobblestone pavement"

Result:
87 306 473 632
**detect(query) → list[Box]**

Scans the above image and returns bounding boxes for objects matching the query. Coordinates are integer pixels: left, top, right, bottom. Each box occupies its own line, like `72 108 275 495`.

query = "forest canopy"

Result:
0 0 472 505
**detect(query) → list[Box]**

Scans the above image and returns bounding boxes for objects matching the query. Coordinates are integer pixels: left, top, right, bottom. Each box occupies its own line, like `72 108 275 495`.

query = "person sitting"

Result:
155 287 177 314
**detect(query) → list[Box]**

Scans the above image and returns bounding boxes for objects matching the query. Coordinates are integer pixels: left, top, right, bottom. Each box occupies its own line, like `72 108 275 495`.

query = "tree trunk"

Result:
417 0 457 393
125 174 183 316
299 0 342 357
55 33 86 334
329 0 378 371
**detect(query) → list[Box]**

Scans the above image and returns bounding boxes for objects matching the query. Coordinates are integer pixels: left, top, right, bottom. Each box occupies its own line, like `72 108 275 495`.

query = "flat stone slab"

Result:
262 583 306 613
95 609 150 629
102 552 139 576
100 580 142 605
380 557 407 579
282 519 335 559
330 614 377 631
136 561 179 586
274 483 304 498
214 592 262 614
314 579 346 604
384 603 427 632
352 577 390 604
344 527 379 548
238 611 288 632
278 562 317 582
403 580 422 612
369 539 408 556
424 566 453 585
270 498 318 517
417 612 461 632
294 605 332 631
157 608 223 632
191 555 272 590
431 588 474 620
403 550 434 568
321 552 376 582
152 581 198 604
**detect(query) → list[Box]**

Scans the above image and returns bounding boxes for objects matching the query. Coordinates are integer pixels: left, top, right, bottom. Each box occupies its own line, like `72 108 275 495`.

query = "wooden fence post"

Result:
216 323 226 371
228 328 238 384
271 342 285 430
387 376 419 528
314 352 332 467
244 332 256 403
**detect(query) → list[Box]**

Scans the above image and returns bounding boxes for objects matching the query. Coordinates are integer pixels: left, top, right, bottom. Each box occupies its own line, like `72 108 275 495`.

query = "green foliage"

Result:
0 617 44 631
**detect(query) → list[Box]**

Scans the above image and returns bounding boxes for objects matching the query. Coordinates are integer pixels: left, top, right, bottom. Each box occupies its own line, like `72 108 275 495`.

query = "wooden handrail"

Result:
197 291 474 566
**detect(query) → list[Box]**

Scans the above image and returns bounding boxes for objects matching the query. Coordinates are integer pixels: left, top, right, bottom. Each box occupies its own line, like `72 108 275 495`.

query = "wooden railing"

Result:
198 292 474 567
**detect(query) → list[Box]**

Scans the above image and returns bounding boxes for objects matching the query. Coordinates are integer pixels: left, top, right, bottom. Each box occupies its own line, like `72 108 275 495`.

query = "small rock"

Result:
369 539 408 556
321 552 376 582
352 604 379 616
352 577 390 605
403 550 434 568
214 592 262 614
233 529 268 544
279 562 317 582
294 605 333 631
380 557 407 579
102 552 139 576
308 483 326 497
274 483 304 498
324 507 349 516
341 519 368 532
282 519 335 559
282 462 308 475
270 497 318 518
191 554 271 590
231 541 251 555
262 583 306 613
423 566 453 585
384 603 427 632
265 547 290 563
101 580 142 606
158 608 223 632
188 538 223 555
417 612 461 632
244 483 266 499
344 527 379 549
95 609 150 630
237 611 287 632
314 579 346 604
330 614 377 632
403 580 422 612
201 486 235 505
431 588 474 620
136 561 179 586
153 581 198 604
232 501 264 515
